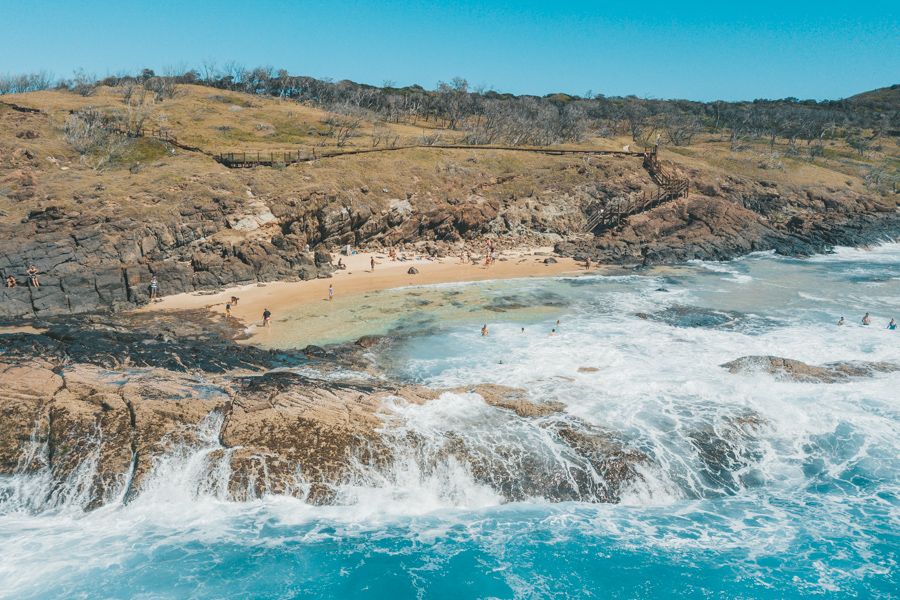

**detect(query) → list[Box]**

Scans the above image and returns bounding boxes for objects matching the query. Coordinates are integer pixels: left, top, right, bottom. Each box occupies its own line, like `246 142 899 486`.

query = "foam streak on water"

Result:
1 245 899 598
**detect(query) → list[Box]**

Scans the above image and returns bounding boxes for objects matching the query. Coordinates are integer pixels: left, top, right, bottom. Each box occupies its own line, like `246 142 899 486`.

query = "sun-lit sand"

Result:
140 247 588 343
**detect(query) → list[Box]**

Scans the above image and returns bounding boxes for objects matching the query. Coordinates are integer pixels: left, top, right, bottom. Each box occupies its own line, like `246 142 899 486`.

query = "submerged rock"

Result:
721 355 900 383
687 411 768 496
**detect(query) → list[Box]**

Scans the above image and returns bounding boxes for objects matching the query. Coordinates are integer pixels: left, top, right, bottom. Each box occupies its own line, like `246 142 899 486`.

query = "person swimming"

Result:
481 324 489 336
889 318 897 330
862 312 872 326
837 317 845 326
550 328 556 336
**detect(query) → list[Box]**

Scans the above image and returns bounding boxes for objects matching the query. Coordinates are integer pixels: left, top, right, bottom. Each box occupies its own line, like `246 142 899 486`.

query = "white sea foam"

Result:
1 245 898 597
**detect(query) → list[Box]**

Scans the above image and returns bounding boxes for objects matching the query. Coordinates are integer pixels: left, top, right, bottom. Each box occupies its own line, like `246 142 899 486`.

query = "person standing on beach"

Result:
862 312 872 326
149 275 158 300
371 256 375 271
262 308 271 327
225 302 232 319
328 284 334 301
585 257 591 270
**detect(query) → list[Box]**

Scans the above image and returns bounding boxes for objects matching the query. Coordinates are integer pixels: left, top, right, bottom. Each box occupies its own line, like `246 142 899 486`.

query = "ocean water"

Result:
2 245 899 599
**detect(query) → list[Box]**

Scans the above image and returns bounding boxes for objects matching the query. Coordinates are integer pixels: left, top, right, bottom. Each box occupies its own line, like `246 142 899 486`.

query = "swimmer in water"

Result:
862 312 872 326
481 324 489 336
837 317 845 326
888 318 897 330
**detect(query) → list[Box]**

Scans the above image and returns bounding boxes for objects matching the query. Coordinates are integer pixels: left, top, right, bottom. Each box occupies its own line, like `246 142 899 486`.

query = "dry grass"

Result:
2 85 896 229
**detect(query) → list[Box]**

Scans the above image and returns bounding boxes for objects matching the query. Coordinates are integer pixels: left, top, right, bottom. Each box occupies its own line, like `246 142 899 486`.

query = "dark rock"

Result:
722 355 900 383
407 267 419 274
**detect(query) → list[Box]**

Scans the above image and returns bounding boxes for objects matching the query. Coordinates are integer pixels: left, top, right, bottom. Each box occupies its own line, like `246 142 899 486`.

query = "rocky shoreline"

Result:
0 311 651 508
1 309 792 511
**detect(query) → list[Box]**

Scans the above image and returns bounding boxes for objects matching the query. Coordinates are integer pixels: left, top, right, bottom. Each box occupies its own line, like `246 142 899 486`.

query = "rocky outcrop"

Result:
721 355 900 383
0 206 335 321
0 356 649 509
556 180 898 265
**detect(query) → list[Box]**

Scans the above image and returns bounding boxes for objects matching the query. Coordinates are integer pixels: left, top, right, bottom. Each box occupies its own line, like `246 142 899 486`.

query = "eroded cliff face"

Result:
557 171 900 264
2 102 897 320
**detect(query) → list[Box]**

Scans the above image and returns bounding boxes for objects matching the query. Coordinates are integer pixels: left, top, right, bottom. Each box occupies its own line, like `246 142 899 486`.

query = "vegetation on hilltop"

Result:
2 67 897 152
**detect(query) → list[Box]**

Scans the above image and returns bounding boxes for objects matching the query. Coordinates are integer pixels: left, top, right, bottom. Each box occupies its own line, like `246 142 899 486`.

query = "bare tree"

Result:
69 68 97 96
63 108 127 170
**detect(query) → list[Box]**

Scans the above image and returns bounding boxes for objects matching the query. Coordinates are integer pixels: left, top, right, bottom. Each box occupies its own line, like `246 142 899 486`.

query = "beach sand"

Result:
139 248 587 346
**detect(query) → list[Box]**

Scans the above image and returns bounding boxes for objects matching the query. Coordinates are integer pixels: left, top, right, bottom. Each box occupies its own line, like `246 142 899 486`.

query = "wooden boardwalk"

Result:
213 144 646 168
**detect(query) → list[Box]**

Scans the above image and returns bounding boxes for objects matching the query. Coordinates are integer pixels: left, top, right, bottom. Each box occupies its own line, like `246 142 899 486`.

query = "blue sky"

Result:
1 0 897 100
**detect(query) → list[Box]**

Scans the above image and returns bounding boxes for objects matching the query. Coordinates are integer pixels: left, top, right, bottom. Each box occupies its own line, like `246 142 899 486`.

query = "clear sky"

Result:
1 0 897 101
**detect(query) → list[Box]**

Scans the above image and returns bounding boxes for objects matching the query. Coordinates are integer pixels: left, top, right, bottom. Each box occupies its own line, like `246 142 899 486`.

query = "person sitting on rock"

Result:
337 258 345 269
149 275 159 300
26 265 39 287
5 275 16 288
862 312 872 326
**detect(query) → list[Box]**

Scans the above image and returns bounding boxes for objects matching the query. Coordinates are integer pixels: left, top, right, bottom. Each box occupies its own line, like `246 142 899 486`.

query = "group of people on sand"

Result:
5 265 41 288
837 313 896 330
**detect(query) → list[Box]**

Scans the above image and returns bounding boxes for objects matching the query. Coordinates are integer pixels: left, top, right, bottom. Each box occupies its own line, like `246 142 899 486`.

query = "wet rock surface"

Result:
0 311 793 510
721 355 900 383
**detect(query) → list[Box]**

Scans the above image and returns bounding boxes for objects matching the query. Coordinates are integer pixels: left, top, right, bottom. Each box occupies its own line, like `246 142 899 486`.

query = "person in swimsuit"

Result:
481 324 489 336
370 256 375 271
328 284 334 301
26 265 39 288
837 317 845 326
862 312 872 326
149 275 158 299
5 275 16 288
262 308 271 327
225 303 232 319
888 318 897 331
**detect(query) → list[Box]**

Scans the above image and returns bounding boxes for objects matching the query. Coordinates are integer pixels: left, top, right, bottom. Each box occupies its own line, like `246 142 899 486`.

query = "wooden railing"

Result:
584 147 690 233
213 144 647 168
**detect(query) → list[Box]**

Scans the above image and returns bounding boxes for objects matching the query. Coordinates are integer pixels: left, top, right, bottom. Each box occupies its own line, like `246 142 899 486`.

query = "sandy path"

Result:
140 248 587 342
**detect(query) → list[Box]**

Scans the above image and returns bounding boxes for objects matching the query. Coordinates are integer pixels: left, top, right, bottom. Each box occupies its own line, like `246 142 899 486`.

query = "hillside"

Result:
1 83 898 320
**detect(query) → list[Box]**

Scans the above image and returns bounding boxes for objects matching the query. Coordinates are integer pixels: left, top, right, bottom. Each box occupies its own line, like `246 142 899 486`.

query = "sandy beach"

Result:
140 247 586 344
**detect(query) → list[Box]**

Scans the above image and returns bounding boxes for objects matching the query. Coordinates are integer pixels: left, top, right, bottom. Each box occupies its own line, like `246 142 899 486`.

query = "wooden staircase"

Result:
584 146 689 233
